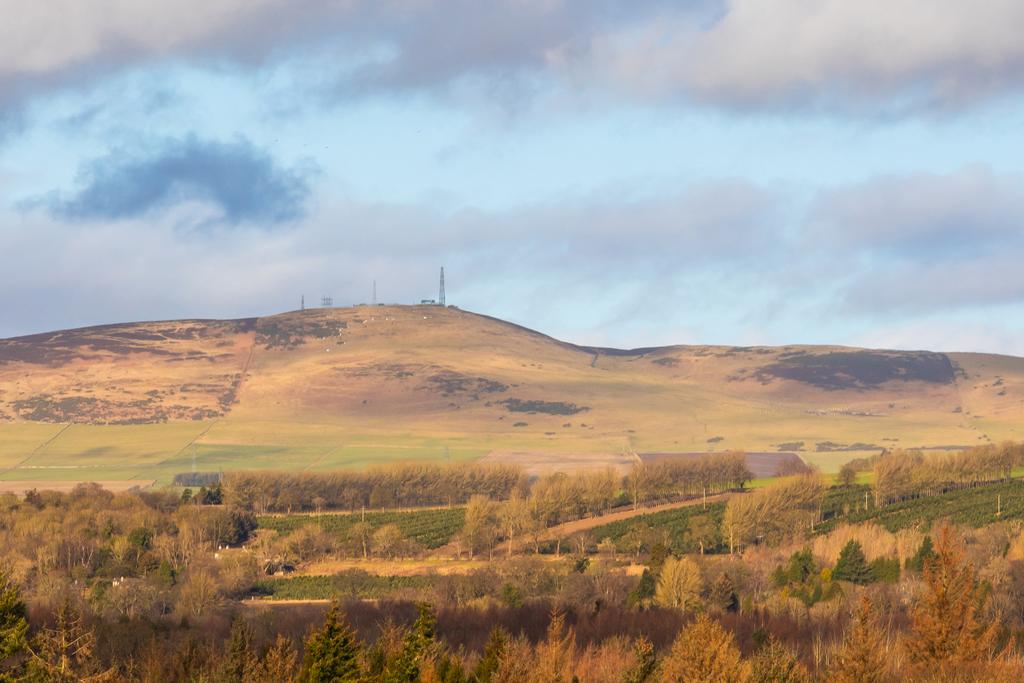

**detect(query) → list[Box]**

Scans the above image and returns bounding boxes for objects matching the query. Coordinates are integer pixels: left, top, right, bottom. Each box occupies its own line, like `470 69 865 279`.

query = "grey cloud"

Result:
4 173 1023 352
588 0 1024 112
791 167 1024 316
807 167 1024 259
0 1 683 108
842 256 1024 315
308 179 780 273
33 135 314 225
510 180 779 270
25 1 1024 115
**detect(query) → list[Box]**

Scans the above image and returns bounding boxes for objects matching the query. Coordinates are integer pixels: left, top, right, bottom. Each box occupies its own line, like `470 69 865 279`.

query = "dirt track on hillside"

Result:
543 493 732 539
430 492 733 558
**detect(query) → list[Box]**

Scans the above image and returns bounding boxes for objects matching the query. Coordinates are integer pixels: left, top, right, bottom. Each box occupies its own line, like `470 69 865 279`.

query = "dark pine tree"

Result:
299 603 362 683
622 636 657 683
833 540 873 585
0 571 29 681
473 626 507 683
709 572 740 612
384 603 436 683
905 535 936 572
220 616 254 683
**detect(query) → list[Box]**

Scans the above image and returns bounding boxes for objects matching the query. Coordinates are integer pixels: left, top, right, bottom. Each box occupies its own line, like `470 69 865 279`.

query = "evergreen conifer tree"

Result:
622 636 656 683
384 603 436 683
708 572 739 612
905 535 935 572
221 616 254 683
299 603 362 683
473 627 507 683
833 540 872 584
0 571 29 682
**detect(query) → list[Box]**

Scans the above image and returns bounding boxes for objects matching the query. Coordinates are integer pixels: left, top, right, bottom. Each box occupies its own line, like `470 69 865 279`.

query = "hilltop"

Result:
1 305 1022 486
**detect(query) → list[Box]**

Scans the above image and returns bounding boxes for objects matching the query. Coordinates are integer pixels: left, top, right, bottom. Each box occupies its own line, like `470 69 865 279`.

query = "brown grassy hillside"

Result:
1 305 1022 485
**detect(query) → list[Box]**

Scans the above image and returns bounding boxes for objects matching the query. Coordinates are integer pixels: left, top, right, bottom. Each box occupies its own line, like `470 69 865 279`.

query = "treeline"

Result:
224 454 755 516
717 442 1024 553
626 452 754 509
871 443 1024 505
223 463 528 513
450 457 753 560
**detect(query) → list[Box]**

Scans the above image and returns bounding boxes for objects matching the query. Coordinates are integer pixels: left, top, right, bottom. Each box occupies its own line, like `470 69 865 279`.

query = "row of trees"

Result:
223 454 756 516
871 443 1024 505
454 456 752 560
456 478 619 560
626 453 754 509
223 463 528 513
719 441 1024 554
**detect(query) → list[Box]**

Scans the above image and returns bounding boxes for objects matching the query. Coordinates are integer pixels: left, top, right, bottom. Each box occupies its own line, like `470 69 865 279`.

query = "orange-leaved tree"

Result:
829 595 891 683
905 523 999 669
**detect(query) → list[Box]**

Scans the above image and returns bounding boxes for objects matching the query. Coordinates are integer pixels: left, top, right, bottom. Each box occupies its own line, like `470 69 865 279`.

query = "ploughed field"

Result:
1 305 1022 486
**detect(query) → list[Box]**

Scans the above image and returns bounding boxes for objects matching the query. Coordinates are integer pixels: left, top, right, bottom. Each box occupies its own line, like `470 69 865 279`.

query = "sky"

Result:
2 0 1024 353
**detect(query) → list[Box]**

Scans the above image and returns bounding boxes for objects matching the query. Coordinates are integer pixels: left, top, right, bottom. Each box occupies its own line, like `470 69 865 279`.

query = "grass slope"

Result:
2 305 1024 485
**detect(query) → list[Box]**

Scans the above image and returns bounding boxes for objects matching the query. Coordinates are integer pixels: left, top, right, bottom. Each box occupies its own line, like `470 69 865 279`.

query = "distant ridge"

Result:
1 304 1020 484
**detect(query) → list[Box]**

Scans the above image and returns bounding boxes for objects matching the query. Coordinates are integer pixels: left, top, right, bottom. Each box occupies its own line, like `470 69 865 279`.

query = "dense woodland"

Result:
3 443 1024 680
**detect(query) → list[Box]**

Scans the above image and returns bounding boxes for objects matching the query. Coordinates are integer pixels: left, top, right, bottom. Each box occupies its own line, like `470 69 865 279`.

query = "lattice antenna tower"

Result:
301 294 305 311
439 267 445 306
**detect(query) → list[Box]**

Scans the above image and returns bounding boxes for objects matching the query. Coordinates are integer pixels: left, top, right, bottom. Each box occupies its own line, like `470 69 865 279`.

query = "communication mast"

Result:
439 267 445 306
301 295 305 311
372 280 377 306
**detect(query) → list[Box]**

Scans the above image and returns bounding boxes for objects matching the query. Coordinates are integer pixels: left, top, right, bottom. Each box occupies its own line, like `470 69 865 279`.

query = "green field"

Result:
817 479 1024 533
588 502 728 555
0 421 489 486
258 508 466 549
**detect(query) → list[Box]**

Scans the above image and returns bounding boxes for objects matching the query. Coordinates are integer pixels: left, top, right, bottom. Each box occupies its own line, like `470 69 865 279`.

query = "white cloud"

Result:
0 0 275 74
588 0 1024 110
1 178 782 338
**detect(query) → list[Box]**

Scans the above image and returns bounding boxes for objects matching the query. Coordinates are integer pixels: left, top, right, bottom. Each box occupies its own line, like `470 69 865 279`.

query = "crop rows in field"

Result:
256 507 466 549
253 570 438 600
821 484 873 520
817 479 1024 533
587 502 727 555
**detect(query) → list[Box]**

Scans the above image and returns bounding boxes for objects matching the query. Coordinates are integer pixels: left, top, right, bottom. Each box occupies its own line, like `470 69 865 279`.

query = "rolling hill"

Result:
1 305 1022 487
